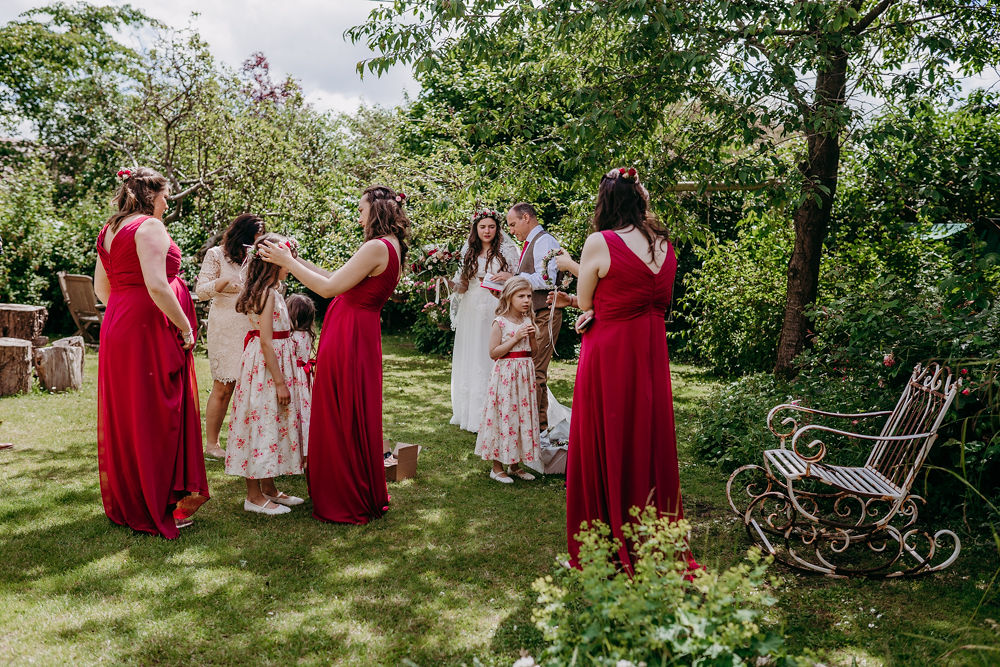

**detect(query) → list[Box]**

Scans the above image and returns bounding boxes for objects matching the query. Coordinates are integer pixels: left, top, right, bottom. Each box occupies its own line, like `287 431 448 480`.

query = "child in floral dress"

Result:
226 234 309 515
475 276 542 483
286 293 316 462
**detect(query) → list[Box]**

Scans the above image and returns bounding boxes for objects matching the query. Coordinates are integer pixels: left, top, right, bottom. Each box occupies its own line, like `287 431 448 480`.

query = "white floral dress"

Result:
289 329 314 456
225 289 309 479
474 316 541 465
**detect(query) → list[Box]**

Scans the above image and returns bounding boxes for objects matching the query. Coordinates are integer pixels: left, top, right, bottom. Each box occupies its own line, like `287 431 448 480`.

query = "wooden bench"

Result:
726 363 961 577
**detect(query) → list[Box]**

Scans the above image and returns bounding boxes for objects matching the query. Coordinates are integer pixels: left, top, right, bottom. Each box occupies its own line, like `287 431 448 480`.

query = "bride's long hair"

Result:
460 212 509 284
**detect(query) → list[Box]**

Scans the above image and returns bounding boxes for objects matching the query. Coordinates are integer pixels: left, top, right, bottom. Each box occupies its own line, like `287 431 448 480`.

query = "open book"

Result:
480 275 505 292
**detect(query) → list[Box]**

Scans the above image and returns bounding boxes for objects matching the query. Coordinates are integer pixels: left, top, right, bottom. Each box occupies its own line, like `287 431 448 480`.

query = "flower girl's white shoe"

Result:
244 498 291 515
489 469 514 484
265 492 304 506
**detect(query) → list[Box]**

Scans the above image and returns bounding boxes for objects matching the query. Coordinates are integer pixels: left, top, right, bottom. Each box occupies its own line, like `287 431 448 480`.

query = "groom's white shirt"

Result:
520 225 560 290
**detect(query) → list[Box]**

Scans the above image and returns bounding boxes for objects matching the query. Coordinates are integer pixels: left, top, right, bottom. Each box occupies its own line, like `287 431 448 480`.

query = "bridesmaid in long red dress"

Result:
259 185 409 524
93 167 209 539
565 167 694 571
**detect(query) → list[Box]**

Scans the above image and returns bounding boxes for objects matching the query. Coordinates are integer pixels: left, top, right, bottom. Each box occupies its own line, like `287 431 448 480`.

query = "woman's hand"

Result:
492 271 513 282
517 323 534 341
181 328 196 351
575 309 595 333
547 291 575 309
555 251 579 275
259 240 294 267
215 277 232 293
276 383 291 407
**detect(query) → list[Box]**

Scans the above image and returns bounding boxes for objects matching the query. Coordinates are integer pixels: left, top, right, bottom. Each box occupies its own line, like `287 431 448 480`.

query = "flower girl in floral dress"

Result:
226 234 309 515
475 276 542 483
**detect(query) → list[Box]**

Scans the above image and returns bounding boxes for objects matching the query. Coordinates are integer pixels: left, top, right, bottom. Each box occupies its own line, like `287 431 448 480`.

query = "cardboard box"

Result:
383 439 422 482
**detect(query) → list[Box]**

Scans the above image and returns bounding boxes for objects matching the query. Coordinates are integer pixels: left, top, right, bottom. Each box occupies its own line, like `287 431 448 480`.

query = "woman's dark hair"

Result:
460 215 509 283
361 185 411 265
592 168 669 259
221 213 266 265
235 233 295 315
106 167 168 232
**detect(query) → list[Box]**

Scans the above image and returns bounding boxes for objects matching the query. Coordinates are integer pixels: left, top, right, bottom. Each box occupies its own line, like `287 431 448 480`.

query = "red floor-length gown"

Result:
308 238 399 524
96 216 209 540
566 230 689 571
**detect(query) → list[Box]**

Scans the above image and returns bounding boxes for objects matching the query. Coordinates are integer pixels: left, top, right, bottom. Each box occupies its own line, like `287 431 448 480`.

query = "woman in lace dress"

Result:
195 213 265 458
449 210 519 432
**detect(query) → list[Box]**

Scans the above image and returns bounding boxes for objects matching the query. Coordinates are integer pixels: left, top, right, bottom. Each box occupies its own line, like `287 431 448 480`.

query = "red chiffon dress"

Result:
96 216 209 539
565 230 691 571
308 238 400 524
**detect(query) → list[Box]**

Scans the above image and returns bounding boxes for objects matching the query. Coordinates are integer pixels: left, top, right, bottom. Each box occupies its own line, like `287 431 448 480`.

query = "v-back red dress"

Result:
565 230 689 570
309 238 400 524
96 216 209 539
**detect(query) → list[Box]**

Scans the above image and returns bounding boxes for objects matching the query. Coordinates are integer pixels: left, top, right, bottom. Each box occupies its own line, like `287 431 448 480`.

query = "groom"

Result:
503 202 563 439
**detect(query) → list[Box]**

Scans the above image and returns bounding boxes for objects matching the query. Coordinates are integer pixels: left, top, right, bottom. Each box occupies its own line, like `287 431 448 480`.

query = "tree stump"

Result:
0 304 48 340
0 337 33 396
34 344 83 392
53 336 86 378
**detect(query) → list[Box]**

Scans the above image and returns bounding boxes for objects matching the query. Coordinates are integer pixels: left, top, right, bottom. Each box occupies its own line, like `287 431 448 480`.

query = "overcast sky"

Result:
0 0 417 114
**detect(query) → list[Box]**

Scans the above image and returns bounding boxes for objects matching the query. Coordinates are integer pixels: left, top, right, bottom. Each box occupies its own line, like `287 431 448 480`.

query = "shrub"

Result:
529 506 793 666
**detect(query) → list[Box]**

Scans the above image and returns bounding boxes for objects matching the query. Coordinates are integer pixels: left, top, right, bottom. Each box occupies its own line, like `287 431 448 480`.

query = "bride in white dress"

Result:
450 211 519 432
449 211 573 472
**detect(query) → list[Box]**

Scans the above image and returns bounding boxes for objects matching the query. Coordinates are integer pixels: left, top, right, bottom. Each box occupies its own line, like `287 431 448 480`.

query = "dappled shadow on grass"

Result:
0 339 568 665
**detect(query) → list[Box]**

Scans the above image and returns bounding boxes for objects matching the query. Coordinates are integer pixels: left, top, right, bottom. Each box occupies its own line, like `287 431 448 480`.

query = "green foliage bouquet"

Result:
529 506 793 666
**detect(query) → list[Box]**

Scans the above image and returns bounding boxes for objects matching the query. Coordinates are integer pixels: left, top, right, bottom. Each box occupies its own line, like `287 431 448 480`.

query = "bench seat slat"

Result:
765 448 902 498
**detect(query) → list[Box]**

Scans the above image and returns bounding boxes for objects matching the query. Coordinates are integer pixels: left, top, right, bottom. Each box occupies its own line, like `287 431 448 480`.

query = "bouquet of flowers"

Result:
409 243 460 280
421 299 452 331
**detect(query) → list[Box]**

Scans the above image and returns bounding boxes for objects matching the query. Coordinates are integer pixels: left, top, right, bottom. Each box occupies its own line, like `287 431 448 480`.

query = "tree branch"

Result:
852 0 900 35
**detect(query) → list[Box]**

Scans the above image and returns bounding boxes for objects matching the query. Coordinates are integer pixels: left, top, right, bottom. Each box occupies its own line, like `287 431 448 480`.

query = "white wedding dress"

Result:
449 240 573 473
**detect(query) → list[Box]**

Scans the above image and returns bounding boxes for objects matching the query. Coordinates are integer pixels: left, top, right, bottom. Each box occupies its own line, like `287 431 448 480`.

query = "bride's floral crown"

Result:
471 208 501 225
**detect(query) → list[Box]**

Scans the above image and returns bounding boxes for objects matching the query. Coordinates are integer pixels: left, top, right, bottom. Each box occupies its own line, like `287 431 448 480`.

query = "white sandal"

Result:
508 467 536 481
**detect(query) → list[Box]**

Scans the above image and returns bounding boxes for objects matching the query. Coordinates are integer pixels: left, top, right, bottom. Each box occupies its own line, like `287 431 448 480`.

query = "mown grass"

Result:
0 336 998 665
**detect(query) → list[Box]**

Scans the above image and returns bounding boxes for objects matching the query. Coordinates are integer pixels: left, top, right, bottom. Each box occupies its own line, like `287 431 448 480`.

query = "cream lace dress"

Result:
449 241 519 432
196 246 251 383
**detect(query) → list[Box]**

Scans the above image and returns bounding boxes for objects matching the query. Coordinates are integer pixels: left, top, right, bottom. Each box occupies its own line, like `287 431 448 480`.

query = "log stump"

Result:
53 336 86 378
0 337 33 396
0 304 48 340
34 344 83 392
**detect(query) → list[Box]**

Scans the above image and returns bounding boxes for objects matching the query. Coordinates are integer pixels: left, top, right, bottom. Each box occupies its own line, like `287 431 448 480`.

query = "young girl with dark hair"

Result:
225 233 309 515
258 185 409 524
564 167 699 574
196 213 266 459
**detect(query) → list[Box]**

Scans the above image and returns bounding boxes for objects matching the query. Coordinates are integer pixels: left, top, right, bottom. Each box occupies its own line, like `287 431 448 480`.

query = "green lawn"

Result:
1 337 998 665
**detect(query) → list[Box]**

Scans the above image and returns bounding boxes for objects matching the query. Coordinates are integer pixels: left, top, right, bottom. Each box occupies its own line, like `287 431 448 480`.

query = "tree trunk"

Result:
0 337 33 396
34 344 84 392
0 304 48 340
773 50 848 380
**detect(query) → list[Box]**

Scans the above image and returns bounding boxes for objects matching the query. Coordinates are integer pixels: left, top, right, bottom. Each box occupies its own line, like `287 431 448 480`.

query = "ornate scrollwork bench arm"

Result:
767 403 892 447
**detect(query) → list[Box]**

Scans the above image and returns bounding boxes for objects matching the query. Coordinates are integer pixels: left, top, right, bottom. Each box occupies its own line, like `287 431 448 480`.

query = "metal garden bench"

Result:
726 363 962 577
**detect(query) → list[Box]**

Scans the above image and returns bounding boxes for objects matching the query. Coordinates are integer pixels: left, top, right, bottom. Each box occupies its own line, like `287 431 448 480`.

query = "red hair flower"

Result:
116 169 132 181
618 167 627 176
627 167 637 178
395 192 406 203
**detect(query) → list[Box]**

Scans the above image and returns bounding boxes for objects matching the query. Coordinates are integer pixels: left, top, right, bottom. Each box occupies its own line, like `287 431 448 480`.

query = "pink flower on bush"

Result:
961 388 970 395
883 353 895 367
960 368 968 375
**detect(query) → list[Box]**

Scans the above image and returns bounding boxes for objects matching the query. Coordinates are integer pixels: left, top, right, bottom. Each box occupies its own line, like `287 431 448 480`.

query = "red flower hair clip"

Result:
116 169 132 181
616 167 638 180
394 192 406 203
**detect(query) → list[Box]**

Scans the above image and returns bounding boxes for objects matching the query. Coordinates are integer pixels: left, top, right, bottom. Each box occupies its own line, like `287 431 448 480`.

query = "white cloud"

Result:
0 0 417 114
